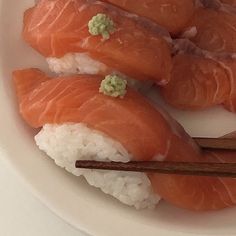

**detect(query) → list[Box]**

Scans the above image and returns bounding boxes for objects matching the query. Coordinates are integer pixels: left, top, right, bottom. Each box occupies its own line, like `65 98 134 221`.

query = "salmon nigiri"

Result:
100 0 196 35
161 53 236 112
184 7 236 53
13 68 236 211
23 0 172 84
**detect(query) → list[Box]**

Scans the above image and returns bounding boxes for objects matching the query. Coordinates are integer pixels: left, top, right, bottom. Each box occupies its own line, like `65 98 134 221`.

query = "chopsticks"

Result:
75 137 236 178
193 137 236 150
75 161 236 178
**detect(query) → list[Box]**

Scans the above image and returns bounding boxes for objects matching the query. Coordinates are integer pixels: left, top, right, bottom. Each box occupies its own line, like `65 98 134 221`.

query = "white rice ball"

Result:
47 53 108 75
35 123 160 209
47 53 154 94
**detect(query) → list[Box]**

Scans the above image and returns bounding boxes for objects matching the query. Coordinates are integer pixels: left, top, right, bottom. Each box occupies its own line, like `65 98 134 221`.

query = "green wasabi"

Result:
88 13 115 40
99 74 127 98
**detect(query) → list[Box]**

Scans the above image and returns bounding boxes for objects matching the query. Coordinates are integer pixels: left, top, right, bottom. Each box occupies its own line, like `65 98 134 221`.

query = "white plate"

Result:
2 1 236 235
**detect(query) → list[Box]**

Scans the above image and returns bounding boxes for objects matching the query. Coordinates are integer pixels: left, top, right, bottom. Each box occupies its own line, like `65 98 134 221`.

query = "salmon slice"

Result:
151 132 236 211
101 0 196 35
23 0 172 84
13 68 236 211
13 68 50 102
161 54 236 112
185 8 236 53
151 142 236 211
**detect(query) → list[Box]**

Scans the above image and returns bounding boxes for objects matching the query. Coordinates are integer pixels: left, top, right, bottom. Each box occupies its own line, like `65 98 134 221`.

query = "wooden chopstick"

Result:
193 137 236 150
75 161 236 178
75 138 236 177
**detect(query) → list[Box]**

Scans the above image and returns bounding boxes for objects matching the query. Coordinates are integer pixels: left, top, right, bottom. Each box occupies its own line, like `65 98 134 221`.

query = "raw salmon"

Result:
13 68 236 211
151 131 236 211
151 143 236 211
23 0 172 84
184 8 236 53
101 0 196 35
161 54 236 112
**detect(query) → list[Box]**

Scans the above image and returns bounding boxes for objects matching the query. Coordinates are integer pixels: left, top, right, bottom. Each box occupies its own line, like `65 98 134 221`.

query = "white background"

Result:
0 157 88 236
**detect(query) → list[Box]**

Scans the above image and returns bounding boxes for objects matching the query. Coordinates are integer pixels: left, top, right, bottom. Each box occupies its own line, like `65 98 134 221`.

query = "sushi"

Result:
183 7 236 53
161 54 236 112
13 68 236 211
100 0 196 35
13 68 174 209
162 39 236 112
23 0 172 85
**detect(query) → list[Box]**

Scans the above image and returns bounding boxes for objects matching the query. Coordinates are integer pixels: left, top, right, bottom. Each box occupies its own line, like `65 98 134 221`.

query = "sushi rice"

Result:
47 53 109 75
35 123 160 209
47 53 154 93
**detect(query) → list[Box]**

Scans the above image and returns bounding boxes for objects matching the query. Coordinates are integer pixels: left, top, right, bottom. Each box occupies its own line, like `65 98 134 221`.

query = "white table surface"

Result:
0 157 89 236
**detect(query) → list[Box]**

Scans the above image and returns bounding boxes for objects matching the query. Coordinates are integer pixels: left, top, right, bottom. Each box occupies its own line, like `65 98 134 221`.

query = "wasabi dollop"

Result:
99 74 127 98
88 13 115 40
